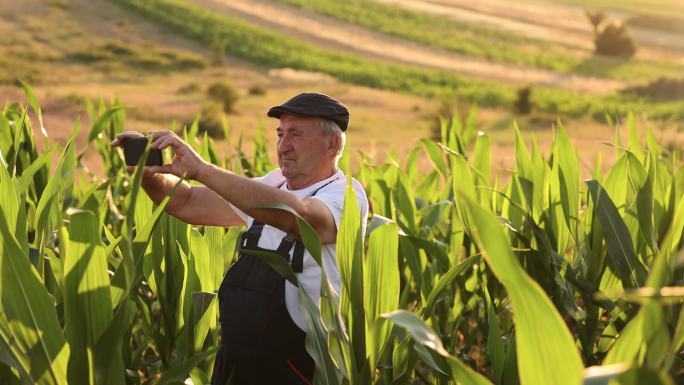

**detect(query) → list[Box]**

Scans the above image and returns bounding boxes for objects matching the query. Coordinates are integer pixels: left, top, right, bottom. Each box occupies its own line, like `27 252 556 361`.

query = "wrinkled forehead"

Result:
276 113 320 132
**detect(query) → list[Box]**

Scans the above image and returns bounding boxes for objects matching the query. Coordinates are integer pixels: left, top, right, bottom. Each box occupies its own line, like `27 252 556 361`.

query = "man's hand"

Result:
145 131 208 180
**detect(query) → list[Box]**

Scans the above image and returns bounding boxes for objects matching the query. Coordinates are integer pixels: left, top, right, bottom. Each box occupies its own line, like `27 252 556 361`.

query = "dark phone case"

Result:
122 137 163 166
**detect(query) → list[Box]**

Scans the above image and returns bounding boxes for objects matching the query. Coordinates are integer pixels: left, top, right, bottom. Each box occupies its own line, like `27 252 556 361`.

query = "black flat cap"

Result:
267 92 350 131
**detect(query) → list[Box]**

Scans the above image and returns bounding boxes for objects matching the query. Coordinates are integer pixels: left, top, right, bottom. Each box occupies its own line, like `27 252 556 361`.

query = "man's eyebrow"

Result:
276 126 305 133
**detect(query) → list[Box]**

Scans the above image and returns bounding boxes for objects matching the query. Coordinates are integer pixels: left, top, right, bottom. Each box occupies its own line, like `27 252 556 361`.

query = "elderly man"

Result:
112 93 368 385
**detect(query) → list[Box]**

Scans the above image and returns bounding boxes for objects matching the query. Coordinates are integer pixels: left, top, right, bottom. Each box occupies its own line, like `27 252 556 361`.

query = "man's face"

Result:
276 114 336 186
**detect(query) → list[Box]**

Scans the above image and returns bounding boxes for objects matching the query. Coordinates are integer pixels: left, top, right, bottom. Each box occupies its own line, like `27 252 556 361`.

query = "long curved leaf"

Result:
0 207 70 384
456 194 583 385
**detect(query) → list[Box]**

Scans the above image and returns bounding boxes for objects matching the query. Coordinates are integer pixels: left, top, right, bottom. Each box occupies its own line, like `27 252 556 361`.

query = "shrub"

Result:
206 80 239 113
248 84 267 96
594 21 637 57
195 102 226 138
514 86 533 115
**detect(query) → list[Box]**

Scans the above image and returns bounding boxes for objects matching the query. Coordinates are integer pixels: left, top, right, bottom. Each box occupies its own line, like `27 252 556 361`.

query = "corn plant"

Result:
1 84 683 385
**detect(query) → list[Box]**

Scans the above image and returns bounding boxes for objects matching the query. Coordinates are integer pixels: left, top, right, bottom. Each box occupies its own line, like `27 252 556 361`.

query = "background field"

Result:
1 0 683 178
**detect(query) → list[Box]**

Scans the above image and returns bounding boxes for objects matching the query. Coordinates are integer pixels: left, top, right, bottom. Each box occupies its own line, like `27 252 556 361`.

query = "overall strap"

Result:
289 175 342 273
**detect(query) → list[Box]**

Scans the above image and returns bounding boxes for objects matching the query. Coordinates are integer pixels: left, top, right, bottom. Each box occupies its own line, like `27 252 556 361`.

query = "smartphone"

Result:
121 137 163 166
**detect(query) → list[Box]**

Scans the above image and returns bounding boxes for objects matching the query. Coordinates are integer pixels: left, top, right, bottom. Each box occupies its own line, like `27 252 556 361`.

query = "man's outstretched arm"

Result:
196 164 337 244
112 131 244 228
145 131 338 244
142 173 245 227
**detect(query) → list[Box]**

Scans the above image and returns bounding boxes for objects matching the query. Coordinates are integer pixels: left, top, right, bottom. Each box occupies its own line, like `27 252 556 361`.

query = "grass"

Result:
108 0 684 123
273 0 684 80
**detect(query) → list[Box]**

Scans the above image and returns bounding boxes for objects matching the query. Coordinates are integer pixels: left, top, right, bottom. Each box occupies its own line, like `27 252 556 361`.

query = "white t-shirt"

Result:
231 169 369 330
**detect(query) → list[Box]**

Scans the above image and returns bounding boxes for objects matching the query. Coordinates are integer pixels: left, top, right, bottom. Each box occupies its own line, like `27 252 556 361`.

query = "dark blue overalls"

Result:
211 178 338 385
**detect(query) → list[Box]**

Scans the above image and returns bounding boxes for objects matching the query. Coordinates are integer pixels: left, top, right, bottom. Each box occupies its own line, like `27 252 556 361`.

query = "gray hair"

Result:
318 118 346 166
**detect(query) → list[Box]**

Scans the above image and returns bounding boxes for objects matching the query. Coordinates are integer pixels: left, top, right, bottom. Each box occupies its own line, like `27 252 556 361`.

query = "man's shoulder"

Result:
317 174 367 202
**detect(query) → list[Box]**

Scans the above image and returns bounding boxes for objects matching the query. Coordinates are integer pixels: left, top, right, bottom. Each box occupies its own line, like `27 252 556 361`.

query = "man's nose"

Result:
277 136 293 153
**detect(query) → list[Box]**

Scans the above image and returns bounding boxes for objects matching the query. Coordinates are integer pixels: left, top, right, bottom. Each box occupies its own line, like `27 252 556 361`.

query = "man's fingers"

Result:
150 135 171 150
112 131 144 147
148 130 174 140
153 136 183 151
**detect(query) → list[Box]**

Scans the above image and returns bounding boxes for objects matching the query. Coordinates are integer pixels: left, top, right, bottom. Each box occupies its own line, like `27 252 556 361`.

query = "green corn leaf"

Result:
35 125 78 272
335 179 366 373
486 288 505 384
364 221 399 372
583 364 630 385
156 347 219 385
0 311 30 382
391 335 413 381
189 229 212 293
299 287 344 385
456 194 583 385
394 170 417 231
382 310 448 356
88 106 125 143
17 146 54 194
63 209 114 385
422 255 478 316
0 150 26 252
92 300 132 385
414 343 448 377
464 104 478 148
587 179 647 288
446 355 493 385
472 131 491 188
205 226 227 290
636 159 656 253
382 310 492 385
584 365 673 385
10 106 27 178
421 138 448 178
0 206 70 385
19 80 46 139
626 112 644 162
603 301 665 366
190 292 217 355
552 121 580 246
111 170 182 307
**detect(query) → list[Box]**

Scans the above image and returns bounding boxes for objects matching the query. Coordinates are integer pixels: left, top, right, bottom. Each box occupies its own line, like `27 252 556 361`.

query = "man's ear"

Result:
327 134 339 153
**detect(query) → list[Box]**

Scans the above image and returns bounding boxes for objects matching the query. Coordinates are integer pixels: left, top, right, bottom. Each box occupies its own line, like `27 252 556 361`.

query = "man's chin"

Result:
280 167 294 178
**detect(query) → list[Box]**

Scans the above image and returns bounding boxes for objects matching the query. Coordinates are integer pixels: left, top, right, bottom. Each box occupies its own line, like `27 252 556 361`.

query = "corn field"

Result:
1 84 683 385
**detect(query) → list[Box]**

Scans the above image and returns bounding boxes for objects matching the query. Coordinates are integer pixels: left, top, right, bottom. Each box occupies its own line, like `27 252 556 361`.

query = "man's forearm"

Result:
141 174 190 213
195 164 304 234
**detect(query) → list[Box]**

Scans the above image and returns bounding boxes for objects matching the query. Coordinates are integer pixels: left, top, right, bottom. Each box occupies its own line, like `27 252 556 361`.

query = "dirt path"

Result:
381 0 684 58
193 0 626 95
